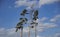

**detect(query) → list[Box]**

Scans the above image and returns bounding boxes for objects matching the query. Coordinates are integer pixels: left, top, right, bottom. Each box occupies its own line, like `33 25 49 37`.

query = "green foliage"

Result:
20 9 27 16
15 9 38 32
34 10 38 17
15 28 18 32
33 10 38 20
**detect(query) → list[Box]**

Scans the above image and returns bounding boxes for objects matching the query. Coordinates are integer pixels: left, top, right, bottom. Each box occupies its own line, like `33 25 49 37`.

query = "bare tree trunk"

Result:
28 8 33 37
28 26 30 37
20 28 23 37
35 24 37 37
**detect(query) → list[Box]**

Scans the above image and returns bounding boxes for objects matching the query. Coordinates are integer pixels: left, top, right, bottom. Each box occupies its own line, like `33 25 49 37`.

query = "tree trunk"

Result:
35 24 37 37
28 26 30 37
20 28 23 37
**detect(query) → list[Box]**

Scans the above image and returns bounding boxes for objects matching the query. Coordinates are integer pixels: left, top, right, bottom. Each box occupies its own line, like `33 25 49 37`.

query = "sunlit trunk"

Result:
35 24 37 37
28 26 30 37
20 28 23 37
28 8 33 37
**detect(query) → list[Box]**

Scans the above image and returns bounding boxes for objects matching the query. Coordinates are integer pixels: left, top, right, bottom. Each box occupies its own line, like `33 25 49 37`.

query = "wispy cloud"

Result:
0 17 58 37
14 0 59 8
50 14 60 22
54 33 60 37
36 17 57 32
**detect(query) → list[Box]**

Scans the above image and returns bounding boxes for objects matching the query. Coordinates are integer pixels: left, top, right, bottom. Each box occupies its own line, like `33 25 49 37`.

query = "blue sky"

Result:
0 0 60 37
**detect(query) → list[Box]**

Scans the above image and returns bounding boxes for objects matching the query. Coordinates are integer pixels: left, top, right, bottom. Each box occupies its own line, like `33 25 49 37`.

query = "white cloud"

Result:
14 0 59 8
39 0 59 7
7 28 16 35
37 22 57 32
0 23 57 37
54 33 60 37
23 27 29 32
0 28 46 37
38 33 60 37
37 17 57 32
37 35 44 37
37 35 40 37
35 17 48 23
49 33 60 37
40 17 48 22
0 28 20 37
50 14 60 22
0 28 7 37
0 17 58 37
27 17 57 32
37 33 60 37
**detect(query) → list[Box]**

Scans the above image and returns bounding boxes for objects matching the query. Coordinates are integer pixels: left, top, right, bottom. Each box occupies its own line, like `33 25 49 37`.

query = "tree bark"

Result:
28 26 30 37
20 28 23 37
35 24 37 37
